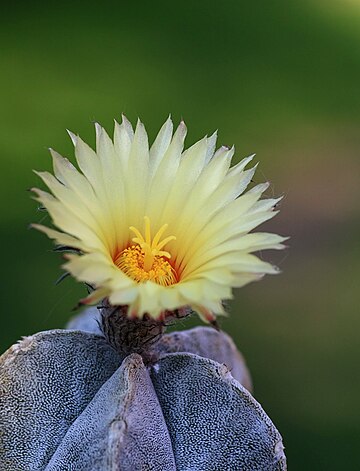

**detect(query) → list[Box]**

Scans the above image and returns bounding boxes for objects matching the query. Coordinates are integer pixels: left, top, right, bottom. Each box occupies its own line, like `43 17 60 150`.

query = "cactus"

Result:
1 117 288 469
0 307 286 470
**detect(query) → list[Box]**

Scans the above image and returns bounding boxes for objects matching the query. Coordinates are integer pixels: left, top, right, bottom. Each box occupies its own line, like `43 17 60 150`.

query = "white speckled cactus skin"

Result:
0 309 287 470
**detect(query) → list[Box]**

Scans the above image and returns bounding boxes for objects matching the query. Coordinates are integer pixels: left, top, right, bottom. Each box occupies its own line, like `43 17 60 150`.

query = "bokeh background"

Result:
1 1 359 469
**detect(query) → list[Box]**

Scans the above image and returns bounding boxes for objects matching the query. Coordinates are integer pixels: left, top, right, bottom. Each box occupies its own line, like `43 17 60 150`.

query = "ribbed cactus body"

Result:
0 309 286 470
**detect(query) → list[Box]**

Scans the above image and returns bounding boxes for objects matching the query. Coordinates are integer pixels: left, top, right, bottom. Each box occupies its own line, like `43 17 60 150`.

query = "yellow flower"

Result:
32 116 287 321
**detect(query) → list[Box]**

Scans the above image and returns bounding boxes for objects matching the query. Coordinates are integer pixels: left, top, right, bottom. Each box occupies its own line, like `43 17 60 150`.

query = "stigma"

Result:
115 216 177 286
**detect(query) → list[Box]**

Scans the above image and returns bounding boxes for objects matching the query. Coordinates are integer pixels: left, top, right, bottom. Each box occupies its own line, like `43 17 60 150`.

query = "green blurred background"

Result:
1 0 359 469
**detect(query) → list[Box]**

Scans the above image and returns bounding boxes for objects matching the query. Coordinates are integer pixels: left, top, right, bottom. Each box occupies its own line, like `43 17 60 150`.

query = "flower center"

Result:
115 216 177 286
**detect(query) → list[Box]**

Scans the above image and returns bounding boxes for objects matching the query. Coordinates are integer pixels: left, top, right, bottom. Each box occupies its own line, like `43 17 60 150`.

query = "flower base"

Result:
100 302 190 361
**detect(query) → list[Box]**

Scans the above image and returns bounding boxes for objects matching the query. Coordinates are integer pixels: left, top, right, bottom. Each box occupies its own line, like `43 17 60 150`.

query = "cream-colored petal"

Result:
235 232 288 251
183 233 287 273
251 196 283 213
177 281 205 303
81 287 112 305
226 154 255 177
160 137 208 228
145 121 187 228
96 124 127 247
177 279 231 306
108 286 138 306
34 171 111 244
138 282 163 318
75 135 120 250
179 145 234 222
106 270 138 291
33 190 109 253
187 268 234 285
167 146 234 258
31 224 86 251
190 300 226 321
50 149 97 204
125 120 150 227
175 188 266 270
149 116 173 177
64 253 115 285
50 149 117 252
74 136 118 240
121 113 135 140
113 118 133 167
159 286 182 311
231 273 264 288
235 210 280 234
50 148 78 186
74 136 102 189
187 235 282 270
173 164 261 262
183 253 278 279
210 164 258 208
204 130 218 164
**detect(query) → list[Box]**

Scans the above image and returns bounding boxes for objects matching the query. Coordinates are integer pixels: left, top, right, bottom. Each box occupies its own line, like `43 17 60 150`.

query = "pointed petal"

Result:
149 116 173 177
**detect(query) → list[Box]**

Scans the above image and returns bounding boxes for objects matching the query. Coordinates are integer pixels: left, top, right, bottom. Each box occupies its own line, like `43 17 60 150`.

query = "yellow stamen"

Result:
115 217 177 286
